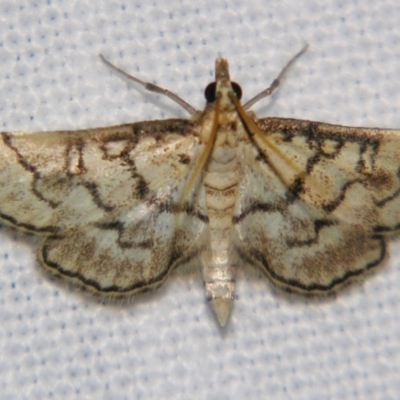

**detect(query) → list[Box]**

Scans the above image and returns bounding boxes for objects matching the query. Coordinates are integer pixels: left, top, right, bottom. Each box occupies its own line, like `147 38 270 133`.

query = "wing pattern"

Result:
232 117 400 292
0 119 209 294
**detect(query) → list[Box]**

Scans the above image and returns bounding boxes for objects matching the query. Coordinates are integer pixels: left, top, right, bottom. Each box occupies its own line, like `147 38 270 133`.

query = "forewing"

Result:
0 119 198 234
232 117 400 292
0 119 210 294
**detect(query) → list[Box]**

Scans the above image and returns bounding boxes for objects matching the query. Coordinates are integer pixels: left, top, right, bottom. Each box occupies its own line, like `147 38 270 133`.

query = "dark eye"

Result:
231 82 242 100
204 82 216 103
204 81 243 103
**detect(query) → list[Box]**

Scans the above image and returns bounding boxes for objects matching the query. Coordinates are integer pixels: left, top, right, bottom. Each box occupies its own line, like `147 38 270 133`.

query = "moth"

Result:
1 45 399 326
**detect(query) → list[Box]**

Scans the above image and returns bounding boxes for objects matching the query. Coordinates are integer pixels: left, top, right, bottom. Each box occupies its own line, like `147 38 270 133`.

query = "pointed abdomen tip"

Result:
210 297 232 327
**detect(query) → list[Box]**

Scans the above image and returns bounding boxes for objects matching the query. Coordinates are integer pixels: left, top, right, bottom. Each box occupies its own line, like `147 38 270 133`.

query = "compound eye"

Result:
204 82 217 103
231 82 242 100
204 81 243 103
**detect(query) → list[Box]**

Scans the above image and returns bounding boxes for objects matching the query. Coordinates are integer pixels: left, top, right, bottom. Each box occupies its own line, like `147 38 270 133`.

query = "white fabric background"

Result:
0 1 400 399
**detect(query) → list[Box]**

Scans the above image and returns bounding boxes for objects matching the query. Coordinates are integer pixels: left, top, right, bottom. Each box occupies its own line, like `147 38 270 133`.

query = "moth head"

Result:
204 58 243 105
204 81 242 103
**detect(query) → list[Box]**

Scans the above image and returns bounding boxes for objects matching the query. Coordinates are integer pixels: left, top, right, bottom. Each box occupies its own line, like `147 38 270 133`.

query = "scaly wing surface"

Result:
0 119 209 294
232 117 400 292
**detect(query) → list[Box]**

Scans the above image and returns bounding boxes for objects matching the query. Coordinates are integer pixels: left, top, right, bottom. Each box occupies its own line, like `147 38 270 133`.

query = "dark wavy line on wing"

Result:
235 235 386 292
374 167 400 207
286 219 337 248
0 210 59 234
40 240 204 295
1 133 60 209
